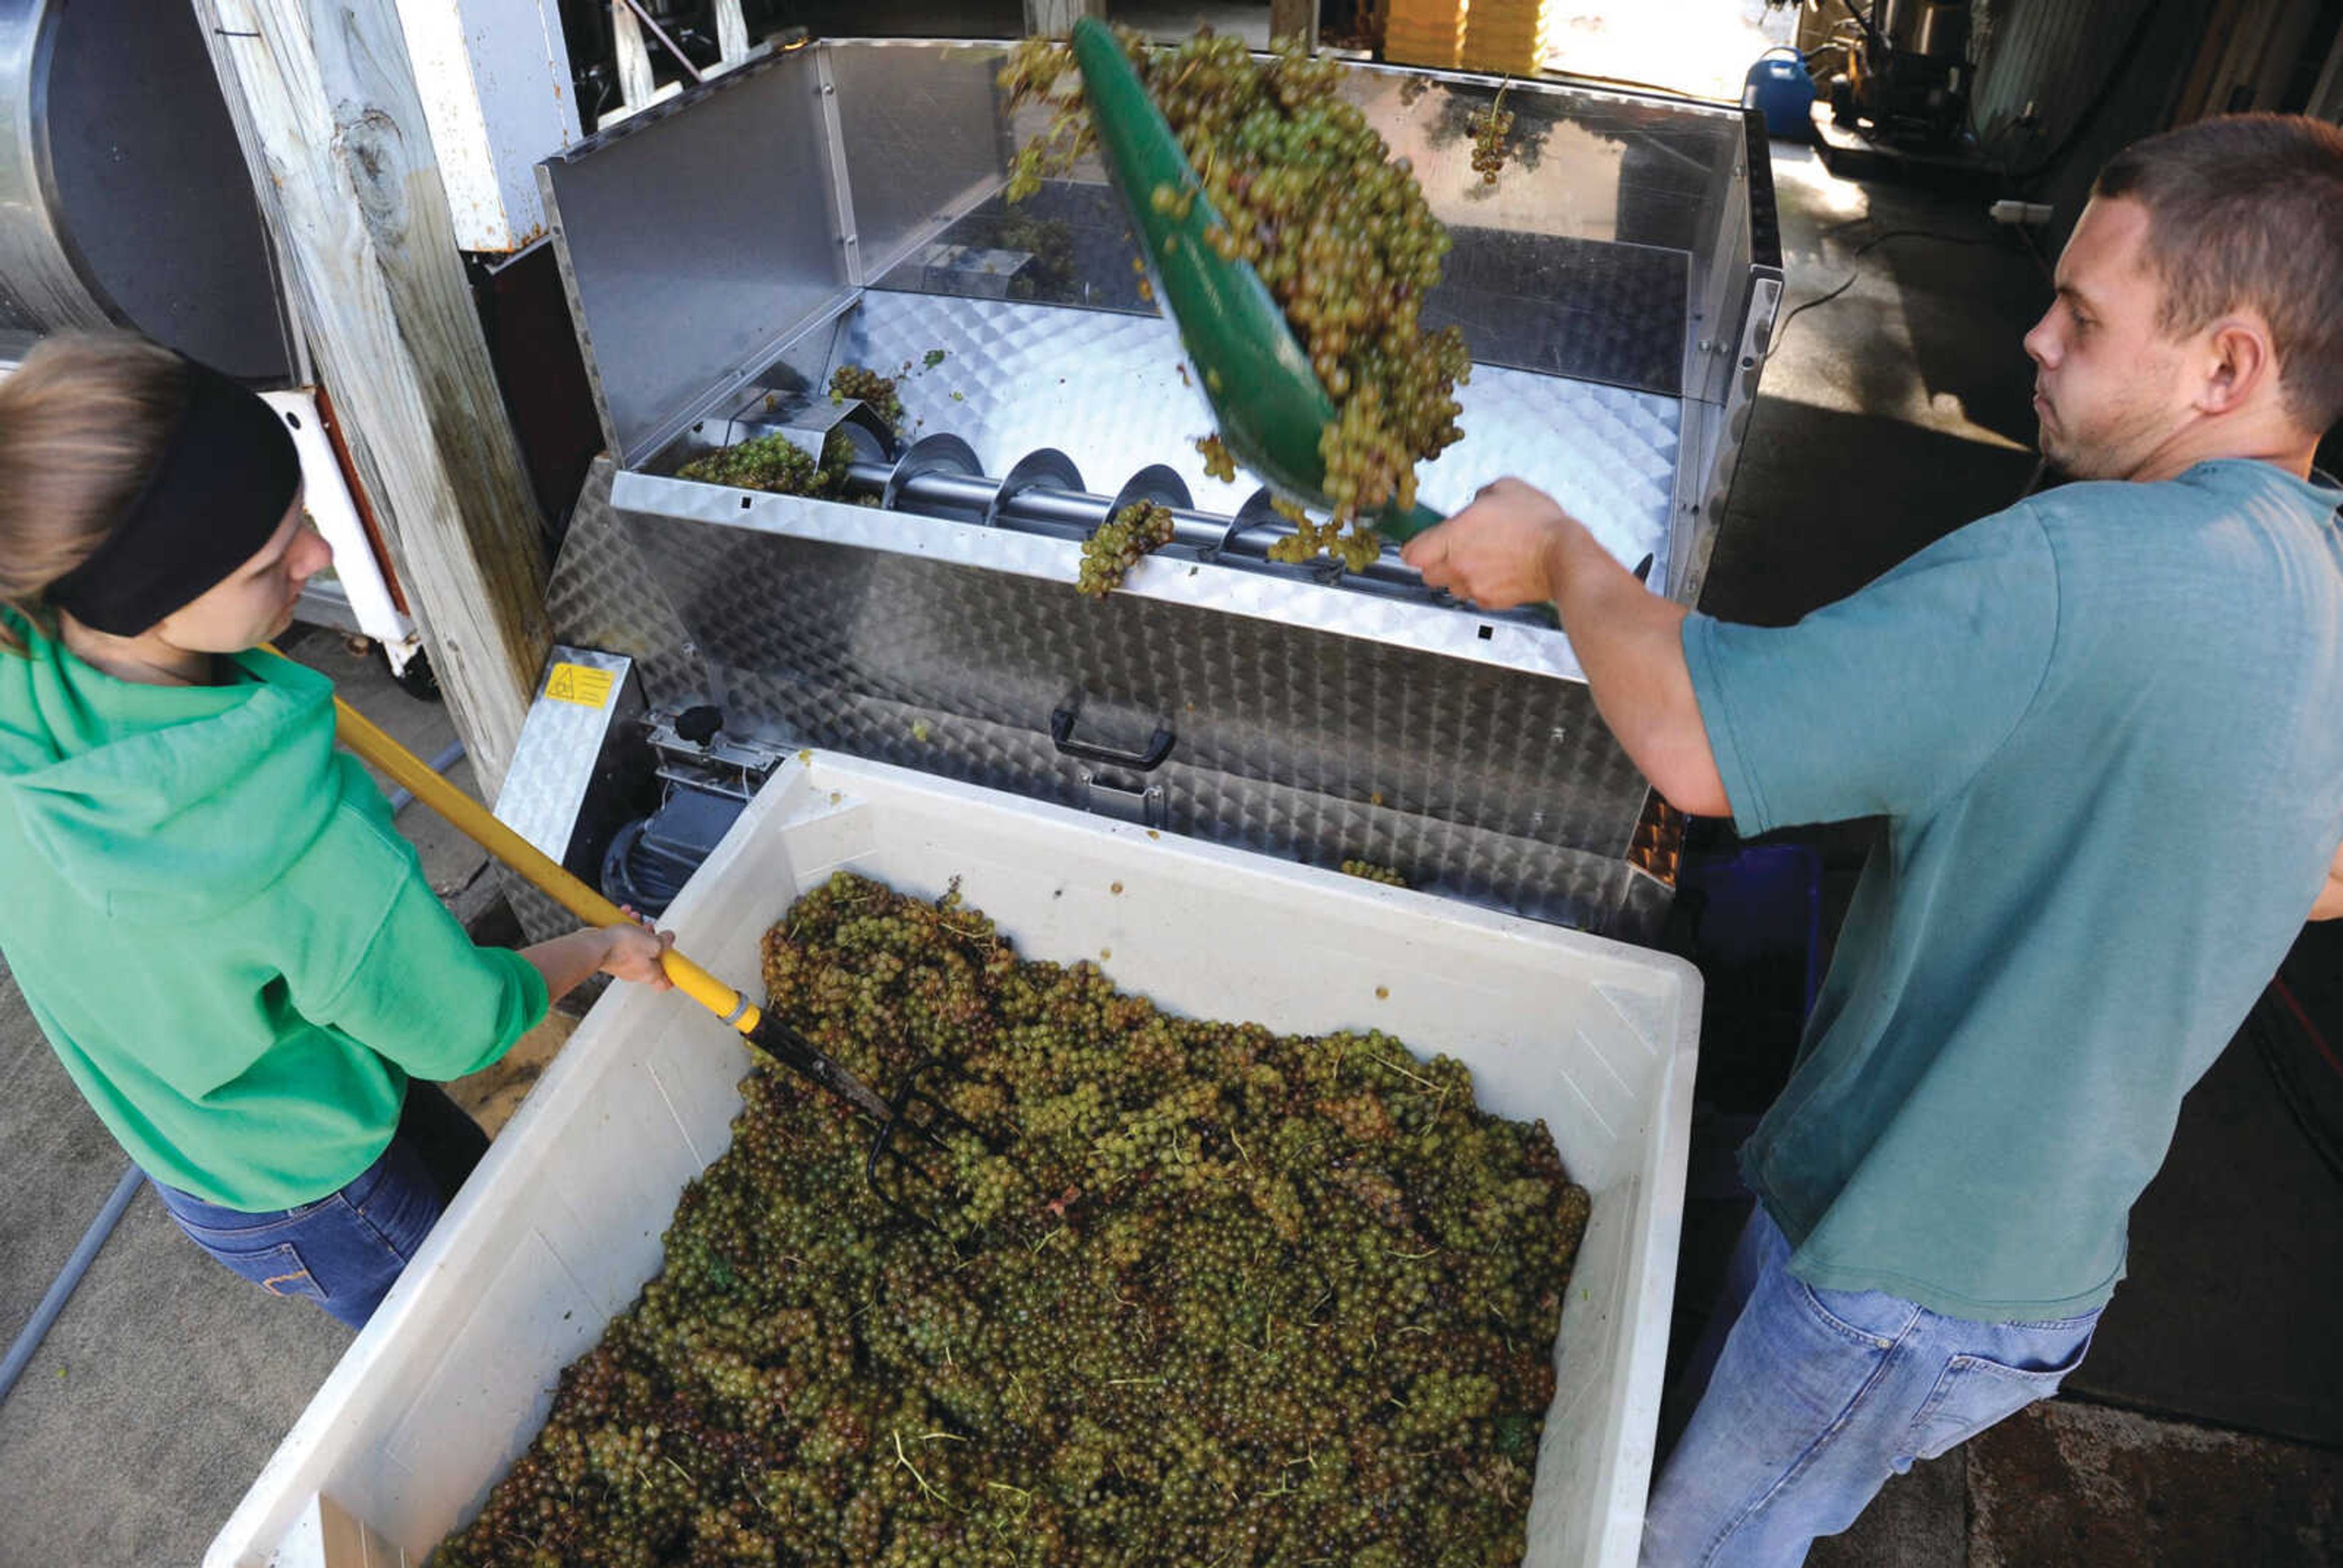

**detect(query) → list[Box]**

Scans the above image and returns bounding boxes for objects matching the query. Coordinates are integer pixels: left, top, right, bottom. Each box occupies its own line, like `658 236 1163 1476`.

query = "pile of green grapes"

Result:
431 872 1588 1567
1078 499 1178 597
1002 30 1470 572
677 428 858 498
677 366 906 502
829 364 905 431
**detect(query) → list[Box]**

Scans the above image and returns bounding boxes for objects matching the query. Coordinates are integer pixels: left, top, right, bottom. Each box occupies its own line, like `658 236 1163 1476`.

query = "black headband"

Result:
46 354 302 637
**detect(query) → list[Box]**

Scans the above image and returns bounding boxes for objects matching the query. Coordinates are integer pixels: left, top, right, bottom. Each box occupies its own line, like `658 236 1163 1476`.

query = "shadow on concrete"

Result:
1707 394 2045 627
2068 919 2343 1449
1869 227 2050 454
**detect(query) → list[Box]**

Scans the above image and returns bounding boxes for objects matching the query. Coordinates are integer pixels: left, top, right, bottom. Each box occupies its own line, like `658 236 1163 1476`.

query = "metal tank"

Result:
0 0 290 376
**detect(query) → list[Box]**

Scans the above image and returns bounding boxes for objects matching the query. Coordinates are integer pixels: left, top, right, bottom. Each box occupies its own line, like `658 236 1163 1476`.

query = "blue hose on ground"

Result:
384 738 467 815
0 1163 146 1408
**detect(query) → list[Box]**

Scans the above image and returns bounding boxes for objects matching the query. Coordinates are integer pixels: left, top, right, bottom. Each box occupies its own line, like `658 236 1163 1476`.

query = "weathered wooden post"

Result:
191 0 551 793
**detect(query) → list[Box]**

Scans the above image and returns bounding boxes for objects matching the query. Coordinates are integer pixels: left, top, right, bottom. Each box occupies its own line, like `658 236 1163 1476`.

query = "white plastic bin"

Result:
212 752 1699 1568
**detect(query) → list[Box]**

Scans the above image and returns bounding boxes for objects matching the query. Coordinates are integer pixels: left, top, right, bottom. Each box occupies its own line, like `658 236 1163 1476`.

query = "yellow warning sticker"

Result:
545 663 614 708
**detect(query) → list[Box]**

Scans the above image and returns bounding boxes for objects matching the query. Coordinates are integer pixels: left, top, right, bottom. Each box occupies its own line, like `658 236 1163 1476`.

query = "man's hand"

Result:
1400 478 1576 609
1403 477 1730 819
600 921 677 988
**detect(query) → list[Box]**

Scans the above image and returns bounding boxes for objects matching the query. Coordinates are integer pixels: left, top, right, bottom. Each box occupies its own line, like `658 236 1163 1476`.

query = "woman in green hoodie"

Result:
0 332 673 1329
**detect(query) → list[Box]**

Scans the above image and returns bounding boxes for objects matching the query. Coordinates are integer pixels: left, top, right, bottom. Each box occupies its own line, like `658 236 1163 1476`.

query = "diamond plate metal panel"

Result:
509 36 1780 940
610 505 1658 930
494 647 637 866
617 469 1584 682
836 289 1680 579
710 665 1654 934
545 457 711 710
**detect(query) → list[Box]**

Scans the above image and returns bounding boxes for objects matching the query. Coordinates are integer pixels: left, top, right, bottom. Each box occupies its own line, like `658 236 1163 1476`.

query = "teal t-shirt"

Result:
1683 459 2343 1319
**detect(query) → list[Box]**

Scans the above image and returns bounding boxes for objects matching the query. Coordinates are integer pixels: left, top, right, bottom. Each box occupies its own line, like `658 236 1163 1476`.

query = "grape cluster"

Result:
1077 500 1177 597
827 363 904 431
1194 433 1238 483
1467 90 1516 185
1001 30 1470 571
430 871 1588 1567
675 427 858 499
678 359 917 503
988 212 1081 299
1341 858 1409 887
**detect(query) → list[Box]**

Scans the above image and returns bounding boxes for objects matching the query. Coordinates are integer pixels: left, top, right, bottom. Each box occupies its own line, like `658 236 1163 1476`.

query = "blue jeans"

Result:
1641 1205 2100 1567
153 1081 488 1329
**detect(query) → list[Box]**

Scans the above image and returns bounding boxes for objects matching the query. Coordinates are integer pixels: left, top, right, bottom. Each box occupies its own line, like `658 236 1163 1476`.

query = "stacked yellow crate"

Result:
1459 0 1555 76
1384 0 1469 70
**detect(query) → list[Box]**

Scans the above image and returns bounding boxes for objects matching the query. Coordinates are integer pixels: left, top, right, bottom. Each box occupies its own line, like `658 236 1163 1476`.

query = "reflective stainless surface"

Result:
540 46 853 467
613 466 1584 681
812 46 863 290
543 38 1774 593
549 451 1663 934
0 0 289 374
530 40 1784 937
585 476 1658 934
829 461 1543 604
1347 65 1744 254
829 40 1012 282
495 646 641 868
544 458 710 713
0 0 99 341
988 446 1084 526
882 431 984 514
832 288 1682 588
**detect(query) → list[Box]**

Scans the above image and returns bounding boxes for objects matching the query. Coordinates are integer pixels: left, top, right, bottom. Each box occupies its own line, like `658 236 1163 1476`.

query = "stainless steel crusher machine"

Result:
502 35 1783 944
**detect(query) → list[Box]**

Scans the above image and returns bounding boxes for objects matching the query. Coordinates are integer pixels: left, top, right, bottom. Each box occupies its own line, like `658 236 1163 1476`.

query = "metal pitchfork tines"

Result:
749 1020 996 1231
322 688 994 1229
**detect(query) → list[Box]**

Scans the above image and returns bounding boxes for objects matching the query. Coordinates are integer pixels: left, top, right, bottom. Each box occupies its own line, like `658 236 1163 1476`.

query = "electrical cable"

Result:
1752 221 2056 508
1769 226 2006 350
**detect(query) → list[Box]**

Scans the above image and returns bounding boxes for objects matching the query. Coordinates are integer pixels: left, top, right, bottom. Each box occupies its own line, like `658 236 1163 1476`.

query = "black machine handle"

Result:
1050 702 1175 771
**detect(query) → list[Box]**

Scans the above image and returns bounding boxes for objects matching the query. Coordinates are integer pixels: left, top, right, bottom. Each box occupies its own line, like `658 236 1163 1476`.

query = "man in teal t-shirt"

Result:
1403 115 2343 1564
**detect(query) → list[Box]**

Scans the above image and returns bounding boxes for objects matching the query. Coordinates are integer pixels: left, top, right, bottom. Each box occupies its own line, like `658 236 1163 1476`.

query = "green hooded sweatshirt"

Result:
0 620 547 1210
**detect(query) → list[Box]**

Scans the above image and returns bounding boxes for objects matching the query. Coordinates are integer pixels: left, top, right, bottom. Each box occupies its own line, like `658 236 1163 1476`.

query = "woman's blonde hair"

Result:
0 331 190 655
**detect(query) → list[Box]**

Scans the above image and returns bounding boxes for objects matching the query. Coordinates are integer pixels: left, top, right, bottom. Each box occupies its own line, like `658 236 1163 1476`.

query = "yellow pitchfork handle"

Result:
326 691 768 1037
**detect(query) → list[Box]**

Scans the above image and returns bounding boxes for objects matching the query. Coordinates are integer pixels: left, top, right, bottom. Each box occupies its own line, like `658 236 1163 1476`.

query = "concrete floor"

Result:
4 32 2340 1568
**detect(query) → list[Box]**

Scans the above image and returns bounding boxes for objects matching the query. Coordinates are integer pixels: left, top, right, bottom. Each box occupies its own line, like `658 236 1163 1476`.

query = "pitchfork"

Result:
326 691 988 1229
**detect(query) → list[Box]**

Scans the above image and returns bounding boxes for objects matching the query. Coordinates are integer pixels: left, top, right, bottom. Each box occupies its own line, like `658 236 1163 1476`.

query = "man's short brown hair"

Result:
2093 113 2343 435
